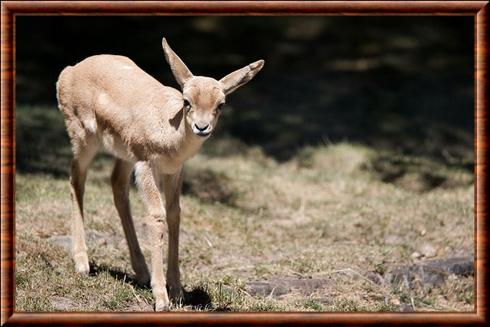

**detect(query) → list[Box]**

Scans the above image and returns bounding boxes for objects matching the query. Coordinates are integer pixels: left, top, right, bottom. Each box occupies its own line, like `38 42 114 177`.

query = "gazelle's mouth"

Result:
194 131 211 137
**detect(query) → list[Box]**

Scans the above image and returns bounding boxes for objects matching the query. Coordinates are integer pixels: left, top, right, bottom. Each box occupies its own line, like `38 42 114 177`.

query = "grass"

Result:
15 105 474 312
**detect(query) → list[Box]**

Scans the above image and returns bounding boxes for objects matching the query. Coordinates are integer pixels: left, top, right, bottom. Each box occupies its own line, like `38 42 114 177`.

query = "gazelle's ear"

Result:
219 60 264 95
162 37 194 87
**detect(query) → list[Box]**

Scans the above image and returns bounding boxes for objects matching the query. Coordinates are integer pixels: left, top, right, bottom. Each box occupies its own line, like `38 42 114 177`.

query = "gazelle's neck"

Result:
152 122 206 175
176 121 207 161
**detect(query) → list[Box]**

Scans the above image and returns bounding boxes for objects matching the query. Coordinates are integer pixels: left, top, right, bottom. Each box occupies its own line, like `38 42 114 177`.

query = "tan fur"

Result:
56 37 264 311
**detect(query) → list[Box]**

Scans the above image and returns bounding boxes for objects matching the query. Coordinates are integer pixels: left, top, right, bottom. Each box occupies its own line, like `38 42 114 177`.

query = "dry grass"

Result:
15 106 474 312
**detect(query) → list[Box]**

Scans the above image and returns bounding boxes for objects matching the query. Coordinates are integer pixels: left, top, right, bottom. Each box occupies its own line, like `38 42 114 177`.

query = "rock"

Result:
424 257 474 276
365 271 384 285
246 277 330 298
387 256 474 288
87 230 107 244
246 281 290 297
399 303 414 312
410 243 437 260
420 243 437 258
48 235 71 251
48 230 110 251
411 251 422 259
51 296 77 311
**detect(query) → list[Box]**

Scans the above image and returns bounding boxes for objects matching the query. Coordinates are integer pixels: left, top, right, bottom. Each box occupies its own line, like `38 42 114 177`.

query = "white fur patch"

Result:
97 92 110 106
133 162 146 188
84 118 97 134
101 132 115 150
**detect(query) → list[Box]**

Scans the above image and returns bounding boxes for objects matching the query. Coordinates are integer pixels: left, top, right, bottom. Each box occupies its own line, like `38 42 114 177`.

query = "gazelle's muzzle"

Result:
192 123 212 137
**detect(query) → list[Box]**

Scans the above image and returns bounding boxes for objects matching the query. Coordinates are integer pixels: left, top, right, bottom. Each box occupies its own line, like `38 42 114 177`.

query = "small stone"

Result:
48 235 72 251
366 272 384 284
411 251 422 259
48 230 110 252
420 243 437 258
245 278 330 298
400 303 414 312
51 296 77 311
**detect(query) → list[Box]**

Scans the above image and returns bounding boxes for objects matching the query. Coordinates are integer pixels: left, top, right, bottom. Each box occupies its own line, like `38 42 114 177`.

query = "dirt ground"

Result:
15 106 474 312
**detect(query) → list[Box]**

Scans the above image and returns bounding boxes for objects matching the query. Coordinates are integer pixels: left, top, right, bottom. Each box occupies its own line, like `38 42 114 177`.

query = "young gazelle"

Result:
56 37 264 310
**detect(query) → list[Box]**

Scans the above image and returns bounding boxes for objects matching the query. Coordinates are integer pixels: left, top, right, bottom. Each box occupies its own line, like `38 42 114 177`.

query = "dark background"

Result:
16 16 473 168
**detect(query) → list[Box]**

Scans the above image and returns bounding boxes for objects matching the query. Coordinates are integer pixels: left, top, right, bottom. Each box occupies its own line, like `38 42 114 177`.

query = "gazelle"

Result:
56 37 264 311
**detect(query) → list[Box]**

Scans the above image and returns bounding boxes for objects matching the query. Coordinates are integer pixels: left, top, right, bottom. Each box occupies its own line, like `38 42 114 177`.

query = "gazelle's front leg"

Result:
134 161 169 311
162 169 184 303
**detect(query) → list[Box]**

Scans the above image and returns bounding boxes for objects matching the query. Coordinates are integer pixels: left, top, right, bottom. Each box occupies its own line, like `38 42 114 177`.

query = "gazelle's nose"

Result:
194 123 209 132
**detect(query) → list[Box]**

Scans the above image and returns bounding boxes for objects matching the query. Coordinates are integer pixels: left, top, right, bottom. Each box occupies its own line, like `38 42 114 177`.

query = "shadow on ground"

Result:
90 262 213 310
365 154 474 193
89 263 148 289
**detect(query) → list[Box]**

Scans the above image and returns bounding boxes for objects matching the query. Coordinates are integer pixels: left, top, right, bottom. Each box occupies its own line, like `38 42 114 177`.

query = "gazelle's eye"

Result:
183 99 191 112
217 103 225 112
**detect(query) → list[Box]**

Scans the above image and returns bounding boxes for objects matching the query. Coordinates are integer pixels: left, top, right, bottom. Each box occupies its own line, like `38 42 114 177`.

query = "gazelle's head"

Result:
162 38 264 138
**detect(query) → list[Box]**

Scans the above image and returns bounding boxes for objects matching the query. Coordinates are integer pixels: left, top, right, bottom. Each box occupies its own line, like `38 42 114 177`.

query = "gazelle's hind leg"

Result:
69 135 98 274
111 159 150 287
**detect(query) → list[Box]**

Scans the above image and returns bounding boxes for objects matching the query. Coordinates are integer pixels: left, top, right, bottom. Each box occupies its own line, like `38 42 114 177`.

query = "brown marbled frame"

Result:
1 1 488 326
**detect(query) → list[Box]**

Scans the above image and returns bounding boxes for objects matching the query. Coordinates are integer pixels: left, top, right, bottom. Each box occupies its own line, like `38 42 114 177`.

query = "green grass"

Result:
15 105 474 312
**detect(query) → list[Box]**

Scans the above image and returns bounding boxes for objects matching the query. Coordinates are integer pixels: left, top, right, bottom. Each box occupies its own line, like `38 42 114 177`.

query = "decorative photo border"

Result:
1 1 488 325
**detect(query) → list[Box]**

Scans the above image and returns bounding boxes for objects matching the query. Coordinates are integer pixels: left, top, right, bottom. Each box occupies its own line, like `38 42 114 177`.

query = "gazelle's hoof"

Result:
155 300 170 311
74 253 90 274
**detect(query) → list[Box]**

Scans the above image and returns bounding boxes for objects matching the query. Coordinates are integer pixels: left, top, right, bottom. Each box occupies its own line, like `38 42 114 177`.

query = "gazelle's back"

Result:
57 54 184 160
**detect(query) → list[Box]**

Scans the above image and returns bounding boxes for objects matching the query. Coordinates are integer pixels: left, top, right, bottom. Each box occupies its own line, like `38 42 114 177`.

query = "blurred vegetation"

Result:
16 16 473 169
